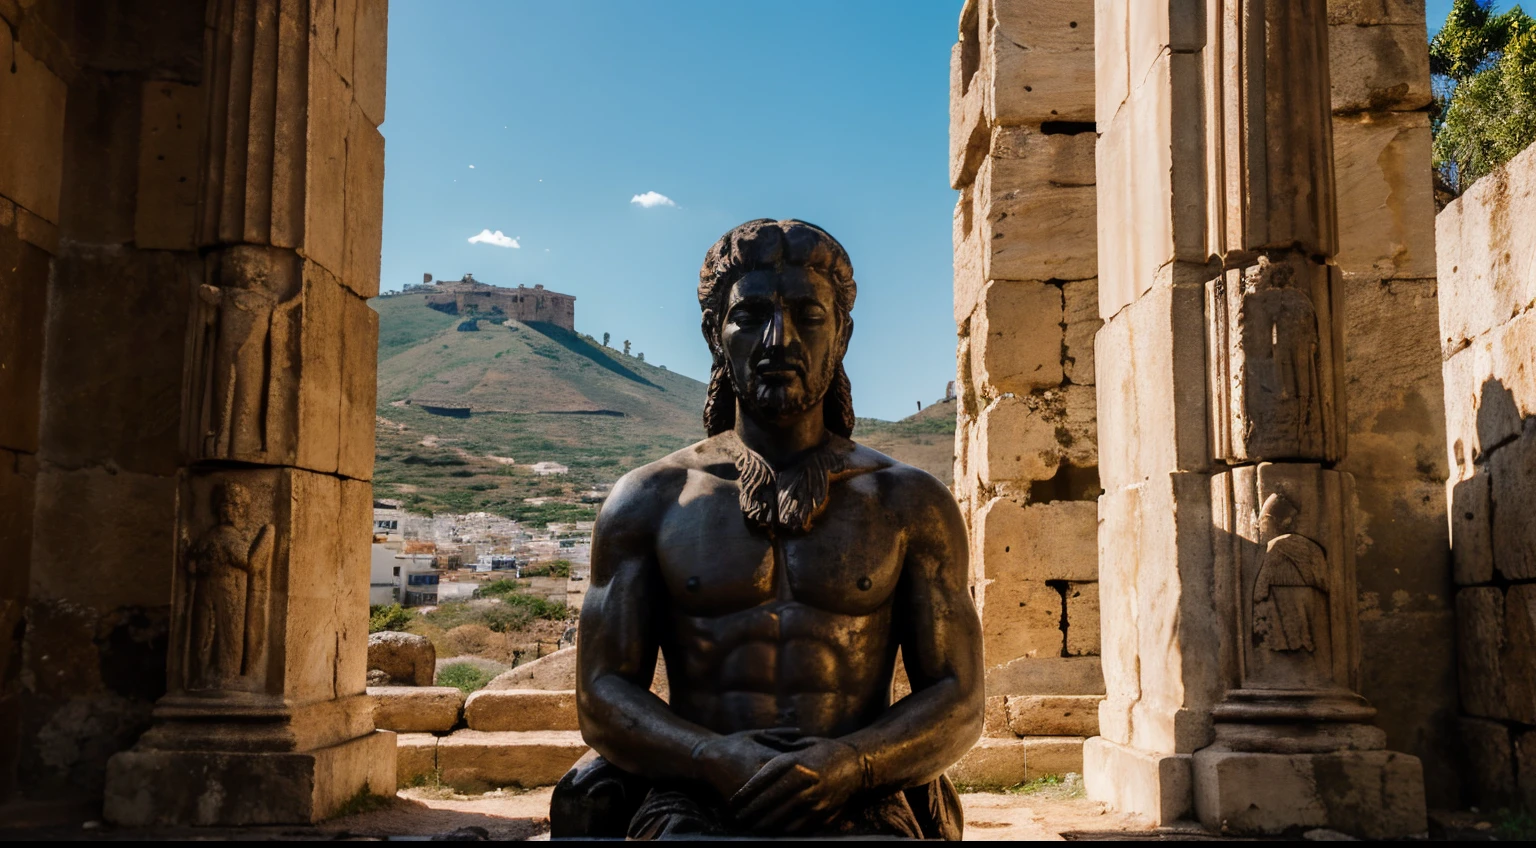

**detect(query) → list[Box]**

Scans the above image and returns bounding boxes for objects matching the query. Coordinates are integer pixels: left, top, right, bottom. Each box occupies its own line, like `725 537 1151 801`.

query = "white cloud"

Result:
467 229 520 248
468 165 476 169
630 191 676 209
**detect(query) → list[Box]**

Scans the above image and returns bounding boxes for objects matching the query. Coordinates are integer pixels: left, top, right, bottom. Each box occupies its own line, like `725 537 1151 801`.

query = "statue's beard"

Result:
734 355 836 425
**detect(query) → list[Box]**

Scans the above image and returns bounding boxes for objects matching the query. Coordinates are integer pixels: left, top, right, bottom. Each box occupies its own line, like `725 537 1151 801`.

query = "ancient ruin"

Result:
420 274 578 331
0 0 1529 838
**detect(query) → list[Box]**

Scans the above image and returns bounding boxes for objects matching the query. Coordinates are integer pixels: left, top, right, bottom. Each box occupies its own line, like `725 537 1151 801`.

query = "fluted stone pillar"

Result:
103 0 392 826
1086 0 1426 837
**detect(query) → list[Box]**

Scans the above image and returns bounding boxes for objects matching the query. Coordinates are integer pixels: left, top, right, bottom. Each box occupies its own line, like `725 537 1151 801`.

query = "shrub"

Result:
368 604 415 634
444 623 496 657
436 662 496 694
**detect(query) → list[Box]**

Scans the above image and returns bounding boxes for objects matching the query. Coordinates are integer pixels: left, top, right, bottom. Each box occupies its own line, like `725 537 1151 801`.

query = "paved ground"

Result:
312 784 1176 840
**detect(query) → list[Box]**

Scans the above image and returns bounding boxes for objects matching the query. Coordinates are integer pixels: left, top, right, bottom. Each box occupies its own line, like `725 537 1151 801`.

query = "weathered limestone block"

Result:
1006 695 1102 736
987 655 1105 696
949 40 987 189
1504 585 1536 724
1457 587 1506 720
973 386 1096 485
368 631 436 687
969 281 1064 397
1517 730 1536 811
1096 52 1205 319
485 646 577 691
948 736 1084 785
396 733 438 787
1436 143 1536 354
983 578 1068 666
284 471 347 701
1083 736 1192 825
29 467 177 610
464 689 578 732
297 262 345 474
1326 0 1424 26
983 695 1010 737
0 214 50 452
1096 472 1219 754
1094 277 1209 491
436 730 589 791
1063 582 1100 656
1192 748 1425 838
1451 474 1493 586
1062 278 1100 385
302 47 349 277
1339 276 1446 482
1094 0 1129 125
953 187 982 324
977 499 1099 583
0 26 66 223
339 291 379 480
1333 113 1435 279
1460 717 1516 806
343 103 385 298
1491 425 1536 581
976 157 1097 287
135 82 206 251
104 730 396 826
43 248 197 476
353 0 388 127
1328 24 1432 114
986 0 1095 125
1126 0 1202 88
370 686 465 733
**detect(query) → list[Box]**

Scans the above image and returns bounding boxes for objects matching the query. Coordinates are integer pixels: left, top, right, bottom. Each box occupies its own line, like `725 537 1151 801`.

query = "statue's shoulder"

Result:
602 435 731 514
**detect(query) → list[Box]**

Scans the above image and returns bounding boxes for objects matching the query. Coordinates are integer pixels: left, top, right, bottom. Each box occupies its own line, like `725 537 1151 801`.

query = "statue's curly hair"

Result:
698 219 857 438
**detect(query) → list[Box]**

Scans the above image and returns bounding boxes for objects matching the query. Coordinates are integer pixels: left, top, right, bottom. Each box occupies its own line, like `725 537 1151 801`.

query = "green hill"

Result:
371 293 706 522
370 293 958 520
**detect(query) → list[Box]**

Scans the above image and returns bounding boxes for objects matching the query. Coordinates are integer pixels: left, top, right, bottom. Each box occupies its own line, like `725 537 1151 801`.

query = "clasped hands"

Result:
694 728 867 835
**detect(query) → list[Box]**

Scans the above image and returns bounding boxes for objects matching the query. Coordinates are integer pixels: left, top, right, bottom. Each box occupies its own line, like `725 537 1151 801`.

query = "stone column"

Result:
948 0 1105 780
1086 0 1425 836
103 0 392 826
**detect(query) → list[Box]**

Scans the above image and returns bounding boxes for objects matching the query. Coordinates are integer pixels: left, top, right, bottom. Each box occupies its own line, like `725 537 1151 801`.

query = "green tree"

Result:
1431 0 1536 193
369 603 416 633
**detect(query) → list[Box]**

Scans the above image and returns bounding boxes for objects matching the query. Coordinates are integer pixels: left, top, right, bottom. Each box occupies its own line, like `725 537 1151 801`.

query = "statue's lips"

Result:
753 362 803 381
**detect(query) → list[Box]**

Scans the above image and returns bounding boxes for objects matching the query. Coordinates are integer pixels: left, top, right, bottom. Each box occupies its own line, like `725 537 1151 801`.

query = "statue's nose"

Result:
763 306 788 349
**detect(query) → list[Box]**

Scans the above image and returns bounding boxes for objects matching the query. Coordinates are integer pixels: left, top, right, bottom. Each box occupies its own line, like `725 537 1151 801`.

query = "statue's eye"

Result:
728 305 767 326
800 305 828 324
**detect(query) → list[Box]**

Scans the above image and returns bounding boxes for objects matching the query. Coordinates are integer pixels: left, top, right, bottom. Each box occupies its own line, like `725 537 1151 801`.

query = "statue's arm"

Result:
839 472 984 791
575 466 718 781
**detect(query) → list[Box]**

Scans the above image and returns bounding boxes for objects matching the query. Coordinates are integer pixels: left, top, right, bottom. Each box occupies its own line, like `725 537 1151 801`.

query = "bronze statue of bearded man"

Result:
551 219 983 839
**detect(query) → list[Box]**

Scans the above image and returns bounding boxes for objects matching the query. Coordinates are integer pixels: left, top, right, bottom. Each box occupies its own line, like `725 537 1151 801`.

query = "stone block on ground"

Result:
1083 736 1192 826
1006 695 1102 738
485 646 578 690
370 686 464 733
436 730 589 791
464 689 578 732
1191 747 1426 839
1459 716 1516 807
948 737 1085 787
396 732 438 788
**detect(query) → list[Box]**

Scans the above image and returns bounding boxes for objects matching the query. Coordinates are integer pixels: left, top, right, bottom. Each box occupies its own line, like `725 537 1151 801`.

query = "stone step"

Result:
464 689 578 732
369 685 465 733
948 736 1084 788
437 730 590 791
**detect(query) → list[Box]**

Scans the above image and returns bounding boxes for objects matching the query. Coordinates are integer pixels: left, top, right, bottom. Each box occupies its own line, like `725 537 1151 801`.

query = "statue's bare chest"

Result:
653 467 904 618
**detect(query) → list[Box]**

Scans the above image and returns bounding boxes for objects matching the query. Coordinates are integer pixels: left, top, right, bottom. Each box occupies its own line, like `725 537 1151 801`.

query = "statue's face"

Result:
718 266 846 427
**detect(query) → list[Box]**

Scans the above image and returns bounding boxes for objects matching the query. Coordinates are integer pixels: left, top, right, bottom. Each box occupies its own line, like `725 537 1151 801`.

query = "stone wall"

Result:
425 278 577 331
949 0 1105 752
1326 0 1458 804
1438 140 1536 811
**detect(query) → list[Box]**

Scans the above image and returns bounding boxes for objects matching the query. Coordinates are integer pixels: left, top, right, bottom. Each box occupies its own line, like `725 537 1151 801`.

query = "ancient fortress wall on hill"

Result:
423 275 577 331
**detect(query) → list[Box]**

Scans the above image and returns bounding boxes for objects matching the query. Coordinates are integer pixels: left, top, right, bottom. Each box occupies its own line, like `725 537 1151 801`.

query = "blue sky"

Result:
381 2 1474 423
380 1 959 422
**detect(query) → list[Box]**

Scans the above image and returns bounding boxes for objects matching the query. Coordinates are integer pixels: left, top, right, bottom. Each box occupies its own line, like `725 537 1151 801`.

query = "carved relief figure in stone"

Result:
187 247 301 460
553 220 983 840
1237 259 1325 457
185 481 275 690
1252 494 1329 654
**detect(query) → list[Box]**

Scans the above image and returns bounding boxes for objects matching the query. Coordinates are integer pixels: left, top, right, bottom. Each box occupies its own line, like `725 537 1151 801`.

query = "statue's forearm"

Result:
581 672 721 782
837 677 981 792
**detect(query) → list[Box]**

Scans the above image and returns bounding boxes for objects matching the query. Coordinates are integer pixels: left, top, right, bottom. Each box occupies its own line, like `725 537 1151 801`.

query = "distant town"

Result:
369 498 598 612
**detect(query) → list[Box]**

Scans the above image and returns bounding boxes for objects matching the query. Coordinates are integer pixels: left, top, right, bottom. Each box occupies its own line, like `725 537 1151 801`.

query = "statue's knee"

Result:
549 751 650 839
